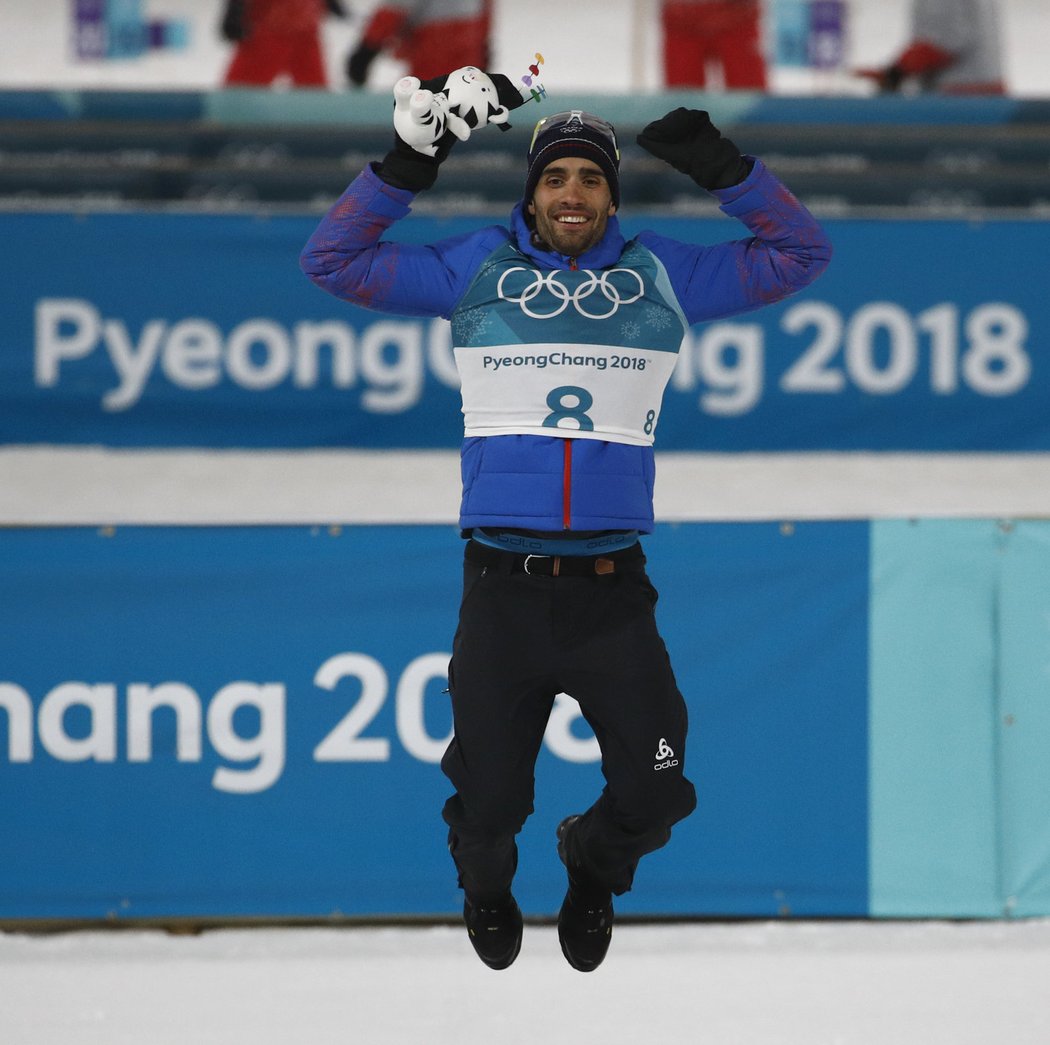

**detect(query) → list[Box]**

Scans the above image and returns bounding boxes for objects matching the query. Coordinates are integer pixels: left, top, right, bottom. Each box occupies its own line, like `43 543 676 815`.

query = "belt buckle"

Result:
523 554 561 576
523 554 546 575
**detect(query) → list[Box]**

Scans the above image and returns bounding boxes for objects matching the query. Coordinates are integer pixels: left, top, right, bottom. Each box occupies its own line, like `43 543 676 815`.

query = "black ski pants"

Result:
440 540 697 901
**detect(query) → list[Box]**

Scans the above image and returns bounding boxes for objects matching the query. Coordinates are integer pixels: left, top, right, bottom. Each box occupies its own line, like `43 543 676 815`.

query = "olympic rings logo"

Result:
496 267 645 320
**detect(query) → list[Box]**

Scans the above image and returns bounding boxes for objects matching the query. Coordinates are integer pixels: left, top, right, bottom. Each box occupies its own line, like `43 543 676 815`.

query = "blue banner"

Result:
0 522 869 919
7 519 1050 921
0 211 1046 450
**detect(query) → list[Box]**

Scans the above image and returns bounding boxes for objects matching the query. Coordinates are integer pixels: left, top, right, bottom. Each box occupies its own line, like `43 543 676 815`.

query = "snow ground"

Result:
6 449 1050 524
2 919 1050 1045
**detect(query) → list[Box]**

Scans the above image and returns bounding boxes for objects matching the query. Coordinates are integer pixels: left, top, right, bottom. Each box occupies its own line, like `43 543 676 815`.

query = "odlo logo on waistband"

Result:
653 737 679 771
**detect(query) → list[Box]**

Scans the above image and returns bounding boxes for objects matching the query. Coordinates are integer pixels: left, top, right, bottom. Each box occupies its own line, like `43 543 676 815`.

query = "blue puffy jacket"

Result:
301 159 831 532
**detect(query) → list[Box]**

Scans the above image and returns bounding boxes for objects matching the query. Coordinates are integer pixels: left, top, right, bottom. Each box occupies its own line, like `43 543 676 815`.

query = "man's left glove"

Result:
636 108 752 191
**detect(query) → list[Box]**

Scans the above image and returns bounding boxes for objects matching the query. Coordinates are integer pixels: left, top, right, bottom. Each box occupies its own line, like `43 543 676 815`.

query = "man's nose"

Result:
557 178 586 203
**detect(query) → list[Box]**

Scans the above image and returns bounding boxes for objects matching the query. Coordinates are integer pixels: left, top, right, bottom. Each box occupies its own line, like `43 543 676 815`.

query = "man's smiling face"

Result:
527 156 616 257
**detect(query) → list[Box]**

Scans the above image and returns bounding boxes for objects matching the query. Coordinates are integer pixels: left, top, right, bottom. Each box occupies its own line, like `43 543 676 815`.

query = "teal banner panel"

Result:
869 519 1001 916
997 522 1050 916
869 519 1050 918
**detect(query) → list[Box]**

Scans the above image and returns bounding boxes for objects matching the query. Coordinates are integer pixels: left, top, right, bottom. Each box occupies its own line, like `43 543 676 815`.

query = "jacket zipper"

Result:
562 439 572 530
562 256 578 529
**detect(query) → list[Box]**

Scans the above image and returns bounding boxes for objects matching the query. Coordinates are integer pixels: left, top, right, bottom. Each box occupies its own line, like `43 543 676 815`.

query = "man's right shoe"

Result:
556 815 614 973
462 893 523 970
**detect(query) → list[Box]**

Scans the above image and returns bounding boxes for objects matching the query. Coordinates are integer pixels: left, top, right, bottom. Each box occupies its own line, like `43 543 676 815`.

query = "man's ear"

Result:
527 200 536 215
609 202 617 215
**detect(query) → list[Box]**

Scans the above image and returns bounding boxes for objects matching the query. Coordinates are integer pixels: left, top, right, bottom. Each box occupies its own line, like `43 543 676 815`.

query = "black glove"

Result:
858 63 905 93
346 42 378 86
636 108 752 191
376 73 460 193
880 64 905 92
376 146 445 192
220 0 246 42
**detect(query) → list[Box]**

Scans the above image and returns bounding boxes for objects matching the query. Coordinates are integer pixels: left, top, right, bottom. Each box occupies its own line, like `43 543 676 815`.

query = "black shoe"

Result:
462 893 523 970
556 816 614 973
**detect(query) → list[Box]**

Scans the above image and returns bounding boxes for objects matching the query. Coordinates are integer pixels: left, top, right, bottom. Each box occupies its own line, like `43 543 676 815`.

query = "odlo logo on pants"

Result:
653 737 678 771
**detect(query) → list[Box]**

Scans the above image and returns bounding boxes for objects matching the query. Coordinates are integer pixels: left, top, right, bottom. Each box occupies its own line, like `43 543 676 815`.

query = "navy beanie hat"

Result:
524 114 621 209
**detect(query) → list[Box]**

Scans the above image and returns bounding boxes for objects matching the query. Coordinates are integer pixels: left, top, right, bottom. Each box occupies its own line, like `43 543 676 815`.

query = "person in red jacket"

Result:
346 0 490 86
221 0 346 87
661 0 768 90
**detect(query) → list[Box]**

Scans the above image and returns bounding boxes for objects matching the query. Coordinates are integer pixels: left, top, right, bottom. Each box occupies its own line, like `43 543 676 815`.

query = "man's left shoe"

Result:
462 893 523 970
556 815 614 973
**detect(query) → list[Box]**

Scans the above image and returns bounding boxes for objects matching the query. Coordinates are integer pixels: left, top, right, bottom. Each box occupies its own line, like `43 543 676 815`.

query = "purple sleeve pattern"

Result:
637 158 832 326
299 163 501 318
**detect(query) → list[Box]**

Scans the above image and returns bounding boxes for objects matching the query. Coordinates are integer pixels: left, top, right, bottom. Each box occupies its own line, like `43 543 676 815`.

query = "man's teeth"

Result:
557 215 587 223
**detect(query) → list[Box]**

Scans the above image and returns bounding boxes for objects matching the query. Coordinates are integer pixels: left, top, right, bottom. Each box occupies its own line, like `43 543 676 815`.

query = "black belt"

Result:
466 539 644 577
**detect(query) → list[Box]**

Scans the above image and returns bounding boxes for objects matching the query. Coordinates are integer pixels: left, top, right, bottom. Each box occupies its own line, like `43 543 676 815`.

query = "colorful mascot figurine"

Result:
393 59 547 158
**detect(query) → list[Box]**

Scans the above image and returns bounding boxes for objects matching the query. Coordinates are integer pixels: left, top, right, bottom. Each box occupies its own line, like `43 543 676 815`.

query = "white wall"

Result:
0 0 1045 95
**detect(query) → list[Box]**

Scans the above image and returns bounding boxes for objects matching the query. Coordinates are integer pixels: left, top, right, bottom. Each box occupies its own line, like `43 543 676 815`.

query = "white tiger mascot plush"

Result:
393 64 545 158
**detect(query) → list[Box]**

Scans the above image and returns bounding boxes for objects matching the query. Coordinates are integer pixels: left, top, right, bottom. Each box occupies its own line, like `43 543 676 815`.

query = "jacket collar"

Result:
510 201 625 270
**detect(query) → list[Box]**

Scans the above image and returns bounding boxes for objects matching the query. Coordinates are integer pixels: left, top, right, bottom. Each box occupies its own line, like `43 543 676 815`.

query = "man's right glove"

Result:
376 74 465 193
636 108 751 191
378 66 542 193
